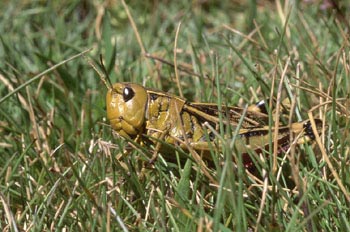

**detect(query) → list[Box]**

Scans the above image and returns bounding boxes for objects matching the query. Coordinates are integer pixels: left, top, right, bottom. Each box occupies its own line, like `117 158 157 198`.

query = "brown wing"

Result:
184 102 269 129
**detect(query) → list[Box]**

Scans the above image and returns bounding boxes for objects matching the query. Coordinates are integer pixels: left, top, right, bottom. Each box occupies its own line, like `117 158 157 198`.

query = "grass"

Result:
0 0 349 231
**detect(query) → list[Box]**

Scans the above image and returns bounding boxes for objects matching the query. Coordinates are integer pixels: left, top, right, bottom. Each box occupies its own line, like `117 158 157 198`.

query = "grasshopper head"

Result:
106 83 148 139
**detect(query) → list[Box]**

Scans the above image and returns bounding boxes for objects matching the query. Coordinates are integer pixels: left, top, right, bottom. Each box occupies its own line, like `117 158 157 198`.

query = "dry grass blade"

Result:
0 192 19 232
0 48 92 105
174 22 183 98
121 0 153 77
308 112 350 202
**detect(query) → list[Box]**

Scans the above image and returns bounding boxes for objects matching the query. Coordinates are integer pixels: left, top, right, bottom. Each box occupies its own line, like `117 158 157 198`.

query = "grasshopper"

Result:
105 82 323 169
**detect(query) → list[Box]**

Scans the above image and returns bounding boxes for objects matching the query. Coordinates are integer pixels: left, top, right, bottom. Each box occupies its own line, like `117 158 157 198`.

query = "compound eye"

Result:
122 86 135 102
255 100 268 114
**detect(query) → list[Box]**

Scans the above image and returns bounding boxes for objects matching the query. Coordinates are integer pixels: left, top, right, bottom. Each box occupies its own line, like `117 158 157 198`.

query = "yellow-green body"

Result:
106 82 322 163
